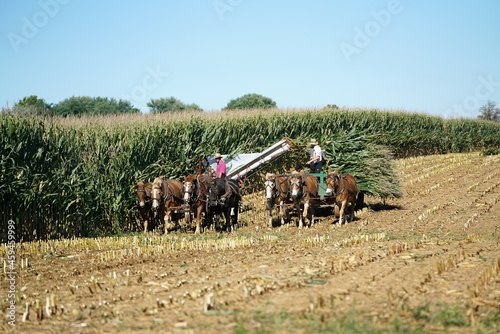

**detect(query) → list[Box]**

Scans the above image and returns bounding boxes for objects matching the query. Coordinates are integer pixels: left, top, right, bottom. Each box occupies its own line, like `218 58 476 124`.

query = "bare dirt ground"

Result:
2 152 500 333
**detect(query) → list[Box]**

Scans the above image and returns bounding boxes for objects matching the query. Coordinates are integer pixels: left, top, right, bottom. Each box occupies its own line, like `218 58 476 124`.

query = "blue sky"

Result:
1 0 499 118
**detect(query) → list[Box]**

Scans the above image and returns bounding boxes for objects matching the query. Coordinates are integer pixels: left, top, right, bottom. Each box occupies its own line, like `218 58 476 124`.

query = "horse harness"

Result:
186 175 209 204
332 174 356 197
156 179 183 204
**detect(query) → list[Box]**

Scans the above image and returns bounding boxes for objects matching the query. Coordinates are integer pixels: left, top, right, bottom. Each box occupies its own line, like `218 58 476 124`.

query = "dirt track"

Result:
2 152 500 333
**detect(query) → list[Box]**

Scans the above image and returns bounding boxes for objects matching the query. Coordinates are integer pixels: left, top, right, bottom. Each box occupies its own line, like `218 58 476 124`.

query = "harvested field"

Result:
2 152 500 333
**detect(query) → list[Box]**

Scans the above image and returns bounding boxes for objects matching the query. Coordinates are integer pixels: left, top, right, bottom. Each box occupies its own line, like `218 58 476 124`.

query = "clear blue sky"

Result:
1 0 499 118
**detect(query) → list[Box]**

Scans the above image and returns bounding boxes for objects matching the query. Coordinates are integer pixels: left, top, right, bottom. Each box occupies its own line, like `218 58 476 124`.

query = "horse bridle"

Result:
152 180 173 204
136 185 152 204
184 178 208 204
264 178 278 199
267 176 290 200
326 173 345 196
289 174 304 197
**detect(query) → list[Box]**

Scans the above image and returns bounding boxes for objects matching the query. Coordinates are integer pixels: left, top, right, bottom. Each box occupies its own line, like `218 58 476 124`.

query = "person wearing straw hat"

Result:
214 153 226 178
306 139 323 173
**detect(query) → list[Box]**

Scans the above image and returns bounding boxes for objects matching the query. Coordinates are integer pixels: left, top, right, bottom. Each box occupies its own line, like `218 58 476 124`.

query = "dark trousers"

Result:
310 161 322 173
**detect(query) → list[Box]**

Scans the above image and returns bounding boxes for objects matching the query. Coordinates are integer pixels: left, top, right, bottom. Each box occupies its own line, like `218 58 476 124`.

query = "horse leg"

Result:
339 200 347 225
225 209 231 232
194 215 201 234
230 205 238 232
309 206 315 227
349 199 356 222
164 210 174 234
299 201 308 229
234 205 239 230
195 205 202 234
214 209 221 231
279 201 284 226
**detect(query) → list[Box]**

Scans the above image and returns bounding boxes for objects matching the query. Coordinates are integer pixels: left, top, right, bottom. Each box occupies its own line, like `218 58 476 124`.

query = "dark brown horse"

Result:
151 177 184 234
183 173 213 234
207 178 240 232
134 181 153 232
288 170 319 228
264 173 291 227
325 168 359 224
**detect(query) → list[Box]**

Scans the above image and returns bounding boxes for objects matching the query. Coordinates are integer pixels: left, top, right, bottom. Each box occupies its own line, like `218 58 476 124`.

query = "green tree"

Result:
12 95 52 115
224 93 277 110
52 96 139 116
323 104 339 110
147 97 202 113
478 100 500 122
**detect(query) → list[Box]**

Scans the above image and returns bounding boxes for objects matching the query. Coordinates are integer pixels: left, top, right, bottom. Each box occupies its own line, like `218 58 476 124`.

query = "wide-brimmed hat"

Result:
214 153 222 159
309 139 318 146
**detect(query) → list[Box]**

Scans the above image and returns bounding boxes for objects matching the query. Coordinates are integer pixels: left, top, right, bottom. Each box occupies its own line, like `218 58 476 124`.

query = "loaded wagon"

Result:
210 139 357 224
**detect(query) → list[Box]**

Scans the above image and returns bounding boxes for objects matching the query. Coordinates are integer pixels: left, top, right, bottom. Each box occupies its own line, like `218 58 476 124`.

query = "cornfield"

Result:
1 108 499 241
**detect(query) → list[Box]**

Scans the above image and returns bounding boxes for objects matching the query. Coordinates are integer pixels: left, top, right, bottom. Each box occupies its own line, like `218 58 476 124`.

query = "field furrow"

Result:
2 152 500 333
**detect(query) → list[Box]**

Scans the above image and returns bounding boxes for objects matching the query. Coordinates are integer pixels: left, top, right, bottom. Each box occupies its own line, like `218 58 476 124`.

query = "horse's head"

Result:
289 171 304 199
135 181 152 208
151 178 163 210
325 168 339 196
183 175 196 203
264 173 277 200
135 181 147 207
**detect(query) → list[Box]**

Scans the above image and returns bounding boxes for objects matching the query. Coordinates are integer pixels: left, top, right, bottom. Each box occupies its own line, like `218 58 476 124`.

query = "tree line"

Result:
3 94 499 122
2 93 278 117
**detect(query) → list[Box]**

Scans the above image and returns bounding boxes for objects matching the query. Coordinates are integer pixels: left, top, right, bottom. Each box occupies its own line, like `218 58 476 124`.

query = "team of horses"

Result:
134 173 240 234
134 164 360 234
265 168 360 228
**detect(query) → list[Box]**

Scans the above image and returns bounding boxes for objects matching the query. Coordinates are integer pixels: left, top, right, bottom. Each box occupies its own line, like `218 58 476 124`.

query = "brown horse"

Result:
183 173 213 234
325 168 359 224
134 181 153 232
264 173 291 227
288 170 319 228
151 177 184 234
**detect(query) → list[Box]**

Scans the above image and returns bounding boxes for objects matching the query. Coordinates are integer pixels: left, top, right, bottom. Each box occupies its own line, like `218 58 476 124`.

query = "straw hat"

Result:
214 153 222 159
309 139 319 147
